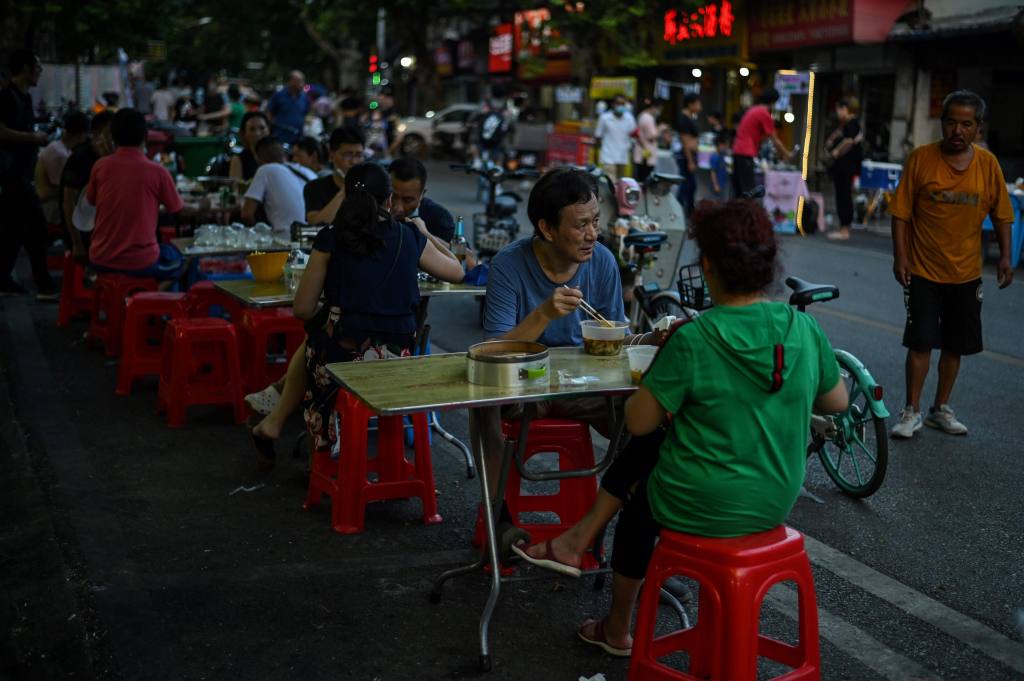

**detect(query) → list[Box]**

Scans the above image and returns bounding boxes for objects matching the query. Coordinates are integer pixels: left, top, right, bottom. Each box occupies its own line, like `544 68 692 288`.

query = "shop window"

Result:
861 75 894 161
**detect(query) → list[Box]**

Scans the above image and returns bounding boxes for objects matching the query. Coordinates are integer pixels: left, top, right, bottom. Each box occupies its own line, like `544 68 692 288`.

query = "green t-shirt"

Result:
228 101 245 131
642 301 840 537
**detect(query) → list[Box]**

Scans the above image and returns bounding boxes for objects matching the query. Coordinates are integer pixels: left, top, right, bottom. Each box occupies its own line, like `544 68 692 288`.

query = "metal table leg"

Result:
429 411 475 479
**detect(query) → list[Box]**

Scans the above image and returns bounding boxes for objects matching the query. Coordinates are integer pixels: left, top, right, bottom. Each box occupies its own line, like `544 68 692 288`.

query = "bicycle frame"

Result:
833 348 890 419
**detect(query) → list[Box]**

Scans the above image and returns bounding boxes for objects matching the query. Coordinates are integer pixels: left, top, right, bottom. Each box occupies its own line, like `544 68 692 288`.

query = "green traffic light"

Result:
372 72 381 85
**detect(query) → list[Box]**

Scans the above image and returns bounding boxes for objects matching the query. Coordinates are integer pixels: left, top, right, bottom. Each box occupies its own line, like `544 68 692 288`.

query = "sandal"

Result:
247 415 276 472
577 618 632 657
511 538 582 578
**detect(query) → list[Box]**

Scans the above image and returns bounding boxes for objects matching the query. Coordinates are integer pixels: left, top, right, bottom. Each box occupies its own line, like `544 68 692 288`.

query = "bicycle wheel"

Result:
814 355 888 498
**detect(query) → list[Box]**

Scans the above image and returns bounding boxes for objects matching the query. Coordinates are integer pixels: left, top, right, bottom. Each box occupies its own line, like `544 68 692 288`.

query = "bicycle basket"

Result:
676 262 713 311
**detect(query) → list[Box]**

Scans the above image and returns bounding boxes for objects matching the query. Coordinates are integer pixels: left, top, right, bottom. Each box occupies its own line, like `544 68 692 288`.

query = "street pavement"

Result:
1 162 1023 681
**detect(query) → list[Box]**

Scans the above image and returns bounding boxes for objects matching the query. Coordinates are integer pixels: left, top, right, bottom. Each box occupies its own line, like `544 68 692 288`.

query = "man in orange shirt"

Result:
889 90 1015 439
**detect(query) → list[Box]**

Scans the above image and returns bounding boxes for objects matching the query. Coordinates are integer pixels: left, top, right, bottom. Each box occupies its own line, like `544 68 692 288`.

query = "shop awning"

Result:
889 5 1022 41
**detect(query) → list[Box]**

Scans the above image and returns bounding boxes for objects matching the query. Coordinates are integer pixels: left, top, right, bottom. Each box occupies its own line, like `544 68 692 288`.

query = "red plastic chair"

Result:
472 419 602 570
183 280 243 321
156 318 247 428
115 292 187 396
87 274 158 356
237 307 306 391
629 525 821 681
304 390 441 534
57 252 95 327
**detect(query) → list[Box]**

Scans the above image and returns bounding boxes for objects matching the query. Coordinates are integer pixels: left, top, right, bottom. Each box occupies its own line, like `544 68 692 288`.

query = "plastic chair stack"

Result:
156 318 247 428
304 390 441 534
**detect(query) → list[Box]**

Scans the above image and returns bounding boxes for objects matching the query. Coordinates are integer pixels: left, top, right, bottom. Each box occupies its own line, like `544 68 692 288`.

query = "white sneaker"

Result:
244 384 281 416
890 408 922 439
924 404 968 435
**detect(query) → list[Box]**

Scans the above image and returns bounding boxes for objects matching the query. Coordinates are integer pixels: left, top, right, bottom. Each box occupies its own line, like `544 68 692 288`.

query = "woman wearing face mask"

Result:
633 98 663 183
229 111 270 181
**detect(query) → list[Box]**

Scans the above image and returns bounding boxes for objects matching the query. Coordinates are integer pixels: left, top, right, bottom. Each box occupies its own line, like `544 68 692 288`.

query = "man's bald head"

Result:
287 71 305 92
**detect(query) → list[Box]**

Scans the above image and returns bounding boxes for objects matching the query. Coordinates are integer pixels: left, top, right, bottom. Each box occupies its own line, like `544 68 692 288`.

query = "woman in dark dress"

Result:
292 162 464 451
228 111 270 181
825 97 863 240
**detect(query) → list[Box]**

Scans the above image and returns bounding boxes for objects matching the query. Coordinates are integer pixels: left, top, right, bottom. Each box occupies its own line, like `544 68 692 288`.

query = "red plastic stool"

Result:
156 318 247 428
629 526 820 681
57 252 95 327
471 419 602 570
237 307 306 391
304 390 442 534
183 280 243 321
115 292 187 396
87 274 159 356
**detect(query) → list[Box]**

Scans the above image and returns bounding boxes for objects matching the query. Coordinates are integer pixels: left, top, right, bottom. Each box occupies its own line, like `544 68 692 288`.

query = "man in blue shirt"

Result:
266 71 310 144
478 167 643 552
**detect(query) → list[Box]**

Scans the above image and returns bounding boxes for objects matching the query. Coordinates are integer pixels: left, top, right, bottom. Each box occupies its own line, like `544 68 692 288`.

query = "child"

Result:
709 133 731 200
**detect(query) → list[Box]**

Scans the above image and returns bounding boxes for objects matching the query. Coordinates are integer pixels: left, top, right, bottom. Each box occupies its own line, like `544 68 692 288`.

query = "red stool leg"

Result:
332 396 371 534
410 412 442 525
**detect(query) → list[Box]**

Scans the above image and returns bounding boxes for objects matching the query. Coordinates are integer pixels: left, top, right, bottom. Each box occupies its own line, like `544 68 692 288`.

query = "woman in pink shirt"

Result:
732 88 793 196
632 98 663 183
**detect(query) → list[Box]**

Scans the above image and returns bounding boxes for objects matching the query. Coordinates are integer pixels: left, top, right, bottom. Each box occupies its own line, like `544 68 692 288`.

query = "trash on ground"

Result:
228 483 265 496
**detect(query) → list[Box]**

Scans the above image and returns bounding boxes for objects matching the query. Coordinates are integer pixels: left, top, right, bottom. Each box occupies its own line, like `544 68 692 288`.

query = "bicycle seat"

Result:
647 172 684 185
623 231 668 249
785 276 839 306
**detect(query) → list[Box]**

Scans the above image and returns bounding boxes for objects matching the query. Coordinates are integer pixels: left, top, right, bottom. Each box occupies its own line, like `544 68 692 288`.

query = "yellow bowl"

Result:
246 251 288 282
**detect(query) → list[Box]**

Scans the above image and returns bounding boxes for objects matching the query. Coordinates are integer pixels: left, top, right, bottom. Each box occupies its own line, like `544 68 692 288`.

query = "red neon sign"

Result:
664 0 735 45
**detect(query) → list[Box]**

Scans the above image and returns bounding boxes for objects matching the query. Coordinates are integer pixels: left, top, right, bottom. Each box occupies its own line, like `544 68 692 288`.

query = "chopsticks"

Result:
562 284 613 327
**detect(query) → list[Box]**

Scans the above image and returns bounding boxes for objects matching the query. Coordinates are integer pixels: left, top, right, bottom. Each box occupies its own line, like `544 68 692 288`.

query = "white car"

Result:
394 104 480 157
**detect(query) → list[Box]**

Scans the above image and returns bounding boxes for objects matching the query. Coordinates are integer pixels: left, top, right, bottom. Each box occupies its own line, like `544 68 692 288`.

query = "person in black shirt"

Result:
303 125 365 224
675 93 702 216
824 97 864 241
60 110 114 259
388 156 456 243
229 111 270 181
0 49 56 298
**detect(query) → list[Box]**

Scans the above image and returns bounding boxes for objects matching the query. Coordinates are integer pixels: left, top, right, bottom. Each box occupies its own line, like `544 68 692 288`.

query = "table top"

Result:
172 237 290 257
327 346 636 416
214 278 485 308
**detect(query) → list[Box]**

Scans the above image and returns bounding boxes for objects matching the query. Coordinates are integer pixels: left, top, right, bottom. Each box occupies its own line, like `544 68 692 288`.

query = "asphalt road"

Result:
1 161 1022 681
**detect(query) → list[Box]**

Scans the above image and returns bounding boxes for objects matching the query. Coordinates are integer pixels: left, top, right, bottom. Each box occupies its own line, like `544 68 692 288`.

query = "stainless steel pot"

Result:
466 340 550 388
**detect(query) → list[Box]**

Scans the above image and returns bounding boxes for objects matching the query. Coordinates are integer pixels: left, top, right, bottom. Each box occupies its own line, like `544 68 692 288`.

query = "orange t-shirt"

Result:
889 142 1014 284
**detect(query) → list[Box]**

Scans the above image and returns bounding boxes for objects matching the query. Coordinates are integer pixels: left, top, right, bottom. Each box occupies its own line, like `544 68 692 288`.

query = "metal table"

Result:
171 237 291 257
216 277 488 477
326 347 637 671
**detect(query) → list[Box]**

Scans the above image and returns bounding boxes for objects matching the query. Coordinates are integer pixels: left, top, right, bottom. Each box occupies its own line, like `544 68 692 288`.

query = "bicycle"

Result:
449 162 539 260
675 247 890 498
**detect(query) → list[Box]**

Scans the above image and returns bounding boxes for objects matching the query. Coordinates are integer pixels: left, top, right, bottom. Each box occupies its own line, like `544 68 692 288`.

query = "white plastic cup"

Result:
627 346 658 384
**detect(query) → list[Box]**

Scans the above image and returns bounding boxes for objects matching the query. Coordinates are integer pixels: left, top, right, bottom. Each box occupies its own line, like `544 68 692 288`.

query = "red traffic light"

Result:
369 55 378 73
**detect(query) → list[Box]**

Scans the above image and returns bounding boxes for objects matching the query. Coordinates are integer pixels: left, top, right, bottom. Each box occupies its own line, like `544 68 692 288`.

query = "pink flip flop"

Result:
577 618 632 657
511 539 582 578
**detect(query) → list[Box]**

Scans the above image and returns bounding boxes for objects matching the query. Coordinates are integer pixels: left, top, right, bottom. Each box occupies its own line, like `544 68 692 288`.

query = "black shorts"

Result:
902 275 983 355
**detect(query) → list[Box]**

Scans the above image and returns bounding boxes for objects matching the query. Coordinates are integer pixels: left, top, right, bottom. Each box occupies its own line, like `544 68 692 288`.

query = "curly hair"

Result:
691 199 779 294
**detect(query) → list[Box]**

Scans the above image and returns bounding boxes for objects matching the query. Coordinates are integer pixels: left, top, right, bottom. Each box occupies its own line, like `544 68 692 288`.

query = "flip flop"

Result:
511 539 582 578
577 618 632 657
826 230 851 241
247 415 276 472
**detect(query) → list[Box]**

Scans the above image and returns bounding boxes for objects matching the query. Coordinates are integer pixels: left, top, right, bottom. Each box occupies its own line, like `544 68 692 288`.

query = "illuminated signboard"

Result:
664 1 736 44
489 23 513 73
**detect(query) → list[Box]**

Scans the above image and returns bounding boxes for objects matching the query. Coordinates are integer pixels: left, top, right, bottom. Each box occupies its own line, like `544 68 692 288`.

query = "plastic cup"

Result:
627 346 658 384
580 319 630 356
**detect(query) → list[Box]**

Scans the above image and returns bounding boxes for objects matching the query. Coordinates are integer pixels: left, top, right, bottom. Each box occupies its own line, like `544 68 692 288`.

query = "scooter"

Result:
450 162 539 260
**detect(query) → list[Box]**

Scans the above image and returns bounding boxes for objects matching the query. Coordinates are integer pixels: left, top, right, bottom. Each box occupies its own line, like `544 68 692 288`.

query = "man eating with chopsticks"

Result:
479 166 661 559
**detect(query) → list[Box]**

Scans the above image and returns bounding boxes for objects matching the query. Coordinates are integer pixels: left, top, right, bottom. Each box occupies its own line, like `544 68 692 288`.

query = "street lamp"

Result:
783 112 796 123
691 68 702 78
739 66 750 77
400 56 415 68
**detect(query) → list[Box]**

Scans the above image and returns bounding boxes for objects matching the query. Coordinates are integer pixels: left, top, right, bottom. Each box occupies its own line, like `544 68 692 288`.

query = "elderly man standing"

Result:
889 90 1016 439
594 94 636 181
267 71 309 145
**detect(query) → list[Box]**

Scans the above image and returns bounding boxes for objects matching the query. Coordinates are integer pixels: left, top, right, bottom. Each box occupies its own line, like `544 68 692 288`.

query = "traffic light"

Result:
368 54 381 85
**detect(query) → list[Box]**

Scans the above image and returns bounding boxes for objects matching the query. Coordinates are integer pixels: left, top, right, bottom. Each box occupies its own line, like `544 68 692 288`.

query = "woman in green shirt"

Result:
515 199 849 656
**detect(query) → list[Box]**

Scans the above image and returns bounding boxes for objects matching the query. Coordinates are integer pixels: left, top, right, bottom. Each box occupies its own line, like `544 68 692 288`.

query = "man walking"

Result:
594 94 636 181
889 90 1015 439
0 49 57 298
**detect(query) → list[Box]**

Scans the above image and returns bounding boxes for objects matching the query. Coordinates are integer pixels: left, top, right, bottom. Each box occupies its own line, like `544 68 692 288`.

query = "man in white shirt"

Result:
151 77 176 122
594 94 637 181
242 136 316 235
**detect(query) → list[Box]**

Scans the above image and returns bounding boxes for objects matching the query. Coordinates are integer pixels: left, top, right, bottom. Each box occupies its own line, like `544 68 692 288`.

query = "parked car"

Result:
393 104 480 157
